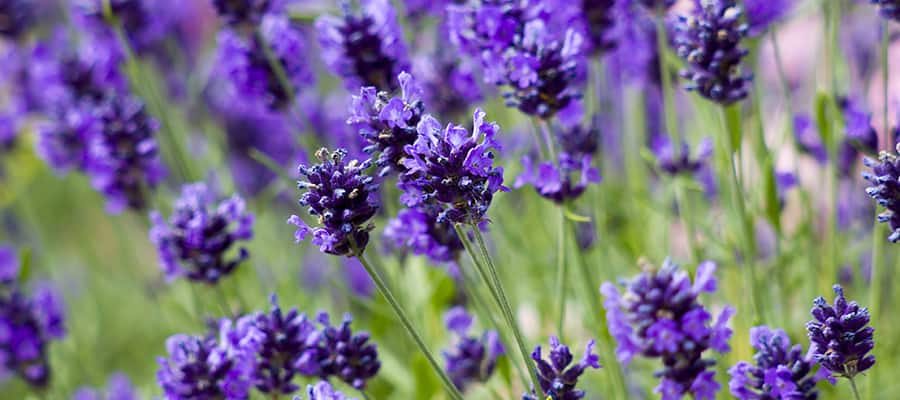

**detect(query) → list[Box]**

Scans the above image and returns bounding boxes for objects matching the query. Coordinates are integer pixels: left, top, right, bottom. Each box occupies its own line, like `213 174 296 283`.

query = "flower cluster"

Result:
413 47 482 119
75 0 176 53
0 0 34 40
674 0 751 105
522 336 601 400
150 182 254 284
806 285 875 379
515 151 600 204
306 381 354 400
441 307 504 391
601 259 734 399
863 145 900 242
744 0 792 35
0 246 66 388
212 0 280 28
72 373 137 400
307 313 381 390
870 1 900 22
348 71 424 177
729 326 827 399
399 109 508 225
289 148 380 256
793 113 828 165
316 0 410 91
652 136 717 196
156 332 254 400
581 0 617 55
384 205 464 265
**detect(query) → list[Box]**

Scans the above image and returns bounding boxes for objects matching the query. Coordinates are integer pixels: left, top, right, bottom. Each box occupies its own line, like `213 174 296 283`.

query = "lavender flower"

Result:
288 148 379 256
156 332 254 400
601 259 735 399
306 381 353 400
441 307 504 391
0 0 34 39
522 336 601 400
308 313 381 390
316 0 410 91
515 151 601 203
399 109 508 225
216 14 313 111
72 373 137 400
348 71 424 177
840 96 878 157
793 113 828 165
213 0 281 28
870 1 900 22
674 0 751 105
384 205 464 264
220 110 300 196
581 0 617 55
863 145 900 242
653 136 714 175
150 182 254 284
744 0 792 35
236 295 321 395
639 0 676 11
85 93 166 213
75 0 175 53
413 47 482 119
36 106 98 173
806 285 875 379
729 326 827 399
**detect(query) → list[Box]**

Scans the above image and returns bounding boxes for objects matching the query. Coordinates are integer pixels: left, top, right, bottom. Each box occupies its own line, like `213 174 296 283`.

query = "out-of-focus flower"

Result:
515 151 601 203
870 0 900 22
316 0 410 91
75 0 177 54
806 285 875 379
306 381 353 400
652 136 717 196
744 0 792 36
674 0 751 105
72 373 137 400
384 205 464 265
219 109 299 196
399 109 508 225
150 182 254 284
156 332 254 400
307 313 381 390
602 259 734 399
36 106 98 173
0 0 34 40
288 148 379 256
728 326 826 399
793 113 828 164
840 96 879 156
212 0 285 29
441 307 504 391
581 0 617 55
522 336 601 400
412 44 482 120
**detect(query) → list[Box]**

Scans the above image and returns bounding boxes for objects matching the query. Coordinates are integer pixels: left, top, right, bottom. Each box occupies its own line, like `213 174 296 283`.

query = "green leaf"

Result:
17 248 31 284
814 92 833 150
762 162 781 233
562 208 591 223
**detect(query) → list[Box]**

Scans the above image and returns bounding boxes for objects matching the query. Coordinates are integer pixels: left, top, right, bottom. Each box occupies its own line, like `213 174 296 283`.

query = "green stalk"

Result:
555 207 568 339
655 10 679 147
849 376 863 400
353 249 464 400
674 177 702 263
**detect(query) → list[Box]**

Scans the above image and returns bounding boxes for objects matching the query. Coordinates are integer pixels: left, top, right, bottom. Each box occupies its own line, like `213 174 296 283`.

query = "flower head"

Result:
289 148 379 256
601 259 734 399
793 113 828 165
36 106 98 173
212 0 283 28
863 145 900 242
72 373 137 400
674 0 751 105
307 313 381 389
306 381 353 400
441 307 504 391
0 0 34 39
399 109 508 225
75 0 176 53
348 71 425 177
523 336 601 400
870 1 900 22
515 151 600 203
728 326 827 399
156 332 254 400
581 0 617 55
744 0 792 35
384 205 464 265
412 46 482 119
316 0 410 91
806 285 875 379
150 182 254 284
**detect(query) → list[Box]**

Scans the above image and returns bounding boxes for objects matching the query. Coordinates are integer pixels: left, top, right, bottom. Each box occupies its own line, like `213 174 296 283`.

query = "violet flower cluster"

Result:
316 0 410 92
652 136 717 196
601 259 735 399
744 0 793 36
399 109 508 225
212 0 283 29
75 0 178 54
150 182 254 284
515 151 601 204
806 285 875 379
863 144 900 242
305 381 354 400
674 0 751 105
728 326 827 399
0 0 34 40
581 0 617 55
289 148 380 256
412 46 482 119
522 336 601 400
156 331 255 400
383 205 464 265
0 245 66 388
306 312 381 390
870 0 900 22
72 373 137 400
441 307 504 391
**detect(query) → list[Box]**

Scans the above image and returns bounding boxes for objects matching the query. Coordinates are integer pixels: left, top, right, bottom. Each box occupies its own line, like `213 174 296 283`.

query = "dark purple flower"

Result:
412 45 482 119
308 312 381 390
216 15 314 112
674 0 751 105
806 285 875 379
601 259 734 399
863 146 900 242
219 109 300 196
306 381 353 400
839 96 879 156
150 182 254 284
36 106 98 173
0 0 34 39
514 151 601 203
522 336 601 400
557 116 600 157
316 0 410 91
288 148 380 256
84 93 166 213
744 0 792 35
72 373 137 400
399 109 508 225
441 307 504 391
639 0 676 11
348 71 424 177
156 331 254 400
870 1 900 22
384 205 464 264
212 0 283 28
728 326 827 400
75 0 176 53
581 0 617 55
793 113 828 164
653 136 713 175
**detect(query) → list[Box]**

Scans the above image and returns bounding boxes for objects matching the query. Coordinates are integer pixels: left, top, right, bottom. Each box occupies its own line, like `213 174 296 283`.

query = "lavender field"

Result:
0 0 894 399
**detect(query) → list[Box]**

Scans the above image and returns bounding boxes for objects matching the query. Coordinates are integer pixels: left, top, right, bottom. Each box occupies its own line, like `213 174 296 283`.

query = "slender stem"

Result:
849 376 863 400
655 12 680 147
358 389 371 400
555 207 567 338
674 177 701 263
528 119 549 160
354 250 464 400
537 119 558 161
465 225 544 397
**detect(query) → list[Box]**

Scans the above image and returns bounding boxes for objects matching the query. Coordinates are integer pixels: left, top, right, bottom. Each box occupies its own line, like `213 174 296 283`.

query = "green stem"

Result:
655 12 680 147
674 177 701 263
354 250 464 400
537 119 558 161
555 206 567 338
849 376 863 400
468 226 544 398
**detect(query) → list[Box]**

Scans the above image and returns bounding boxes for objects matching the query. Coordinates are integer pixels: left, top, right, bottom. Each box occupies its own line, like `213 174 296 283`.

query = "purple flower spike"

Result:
383 205 464 264
871 1 900 22
156 333 254 400
515 152 600 204
150 182 254 284
674 0 751 105
348 71 425 177
744 0 792 36
212 0 284 28
441 307 504 391
400 109 508 225
73 373 137 400
306 380 353 400
728 326 826 400
806 285 875 379
316 0 410 91
523 336 601 400
581 0 617 55
76 0 176 54
863 145 900 242
289 148 379 257
0 0 34 39
793 113 828 164
601 258 734 400
308 313 381 390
